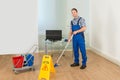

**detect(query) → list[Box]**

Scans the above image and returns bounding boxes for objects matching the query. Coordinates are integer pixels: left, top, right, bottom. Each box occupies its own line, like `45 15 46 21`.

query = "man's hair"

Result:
71 8 78 12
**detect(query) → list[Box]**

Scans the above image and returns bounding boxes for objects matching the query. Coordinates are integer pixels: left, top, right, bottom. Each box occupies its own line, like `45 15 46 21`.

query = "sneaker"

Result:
80 65 86 69
70 63 79 67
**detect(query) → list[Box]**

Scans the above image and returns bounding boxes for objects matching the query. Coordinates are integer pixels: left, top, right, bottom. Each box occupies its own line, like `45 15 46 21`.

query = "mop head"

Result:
54 63 59 67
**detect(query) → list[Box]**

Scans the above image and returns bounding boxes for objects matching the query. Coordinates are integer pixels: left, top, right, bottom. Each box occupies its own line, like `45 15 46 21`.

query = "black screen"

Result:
46 30 62 41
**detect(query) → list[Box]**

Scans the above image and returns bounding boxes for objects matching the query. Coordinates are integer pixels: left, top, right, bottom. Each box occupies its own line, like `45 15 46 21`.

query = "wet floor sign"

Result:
38 55 55 80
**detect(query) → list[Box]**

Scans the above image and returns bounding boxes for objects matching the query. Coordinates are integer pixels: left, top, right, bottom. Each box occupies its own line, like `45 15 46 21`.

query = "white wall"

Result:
38 0 67 34
0 0 38 54
38 0 57 33
90 0 120 65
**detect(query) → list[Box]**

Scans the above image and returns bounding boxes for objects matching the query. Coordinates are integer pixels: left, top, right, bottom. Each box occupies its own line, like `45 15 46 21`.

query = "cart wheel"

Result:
32 68 35 71
14 71 19 74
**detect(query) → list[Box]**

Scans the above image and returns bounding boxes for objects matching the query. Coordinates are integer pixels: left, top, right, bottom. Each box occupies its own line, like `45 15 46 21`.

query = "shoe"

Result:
70 63 79 67
80 65 86 69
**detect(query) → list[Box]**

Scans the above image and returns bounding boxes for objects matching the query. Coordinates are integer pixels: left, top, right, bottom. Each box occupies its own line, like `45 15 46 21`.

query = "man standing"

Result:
68 8 87 69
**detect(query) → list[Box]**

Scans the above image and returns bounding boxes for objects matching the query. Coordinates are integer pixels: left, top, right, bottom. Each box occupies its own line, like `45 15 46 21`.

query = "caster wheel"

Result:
32 68 35 71
30 67 35 71
14 71 19 74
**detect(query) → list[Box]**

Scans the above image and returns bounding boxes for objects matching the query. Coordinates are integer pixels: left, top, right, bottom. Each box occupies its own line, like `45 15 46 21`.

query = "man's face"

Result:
71 10 78 18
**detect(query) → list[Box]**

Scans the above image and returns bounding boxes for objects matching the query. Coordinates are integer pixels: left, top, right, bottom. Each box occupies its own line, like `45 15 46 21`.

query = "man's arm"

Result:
73 26 86 35
73 17 86 35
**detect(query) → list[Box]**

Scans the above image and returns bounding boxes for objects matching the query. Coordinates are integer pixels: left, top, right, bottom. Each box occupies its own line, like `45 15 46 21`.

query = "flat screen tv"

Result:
46 30 62 41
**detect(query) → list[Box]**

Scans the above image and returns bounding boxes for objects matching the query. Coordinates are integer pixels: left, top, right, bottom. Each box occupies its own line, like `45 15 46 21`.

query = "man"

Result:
68 8 87 69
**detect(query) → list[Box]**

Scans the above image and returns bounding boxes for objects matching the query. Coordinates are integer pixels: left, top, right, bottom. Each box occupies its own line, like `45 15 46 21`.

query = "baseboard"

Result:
38 49 72 53
39 48 90 53
90 47 120 66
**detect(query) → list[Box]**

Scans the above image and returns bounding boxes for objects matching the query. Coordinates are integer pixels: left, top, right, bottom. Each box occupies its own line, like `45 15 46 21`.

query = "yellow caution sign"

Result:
38 55 55 80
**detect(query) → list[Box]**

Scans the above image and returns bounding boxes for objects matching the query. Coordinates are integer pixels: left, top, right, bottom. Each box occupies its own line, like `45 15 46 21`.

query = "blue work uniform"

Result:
71 16 87 66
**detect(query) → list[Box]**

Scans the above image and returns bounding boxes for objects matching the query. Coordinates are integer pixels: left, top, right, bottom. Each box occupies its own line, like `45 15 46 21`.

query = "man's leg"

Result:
80 43 87 65
71 38 79 67
79 41 87 69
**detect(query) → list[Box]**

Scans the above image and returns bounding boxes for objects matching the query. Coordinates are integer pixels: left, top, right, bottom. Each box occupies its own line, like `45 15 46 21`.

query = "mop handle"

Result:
56 35 73 63
26 44 38 54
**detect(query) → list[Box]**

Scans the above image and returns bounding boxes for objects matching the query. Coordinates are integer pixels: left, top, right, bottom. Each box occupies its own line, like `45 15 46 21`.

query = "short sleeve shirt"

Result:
71 16 86 27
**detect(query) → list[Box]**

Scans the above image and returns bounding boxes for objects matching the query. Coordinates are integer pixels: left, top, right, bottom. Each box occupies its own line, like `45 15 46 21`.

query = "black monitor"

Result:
46 30 62 41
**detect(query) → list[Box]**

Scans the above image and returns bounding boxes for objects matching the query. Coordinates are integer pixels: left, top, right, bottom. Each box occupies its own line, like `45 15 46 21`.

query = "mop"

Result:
54 35 73 67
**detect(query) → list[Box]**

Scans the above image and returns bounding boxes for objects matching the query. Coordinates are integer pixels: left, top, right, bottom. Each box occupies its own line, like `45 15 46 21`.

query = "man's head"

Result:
71 8 78 18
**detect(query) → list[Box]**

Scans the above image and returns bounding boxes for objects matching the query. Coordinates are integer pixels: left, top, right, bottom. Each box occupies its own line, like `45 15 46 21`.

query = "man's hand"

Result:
68 35 73 43
68 38 71 43
73 31 78 35
73 26 86 35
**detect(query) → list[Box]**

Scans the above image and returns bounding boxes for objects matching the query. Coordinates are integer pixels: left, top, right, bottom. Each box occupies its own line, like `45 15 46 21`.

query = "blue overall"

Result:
71 17 87 66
